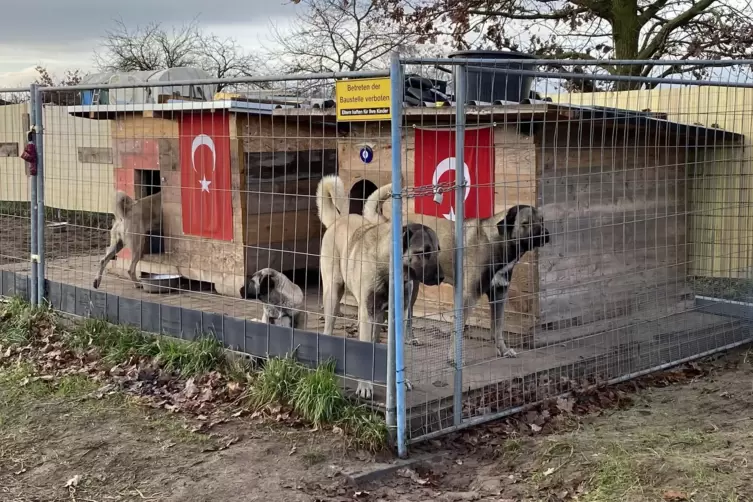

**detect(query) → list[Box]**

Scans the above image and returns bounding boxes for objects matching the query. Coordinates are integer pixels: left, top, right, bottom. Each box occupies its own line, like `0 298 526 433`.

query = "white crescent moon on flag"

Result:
191 134 217 173
432 157 471 201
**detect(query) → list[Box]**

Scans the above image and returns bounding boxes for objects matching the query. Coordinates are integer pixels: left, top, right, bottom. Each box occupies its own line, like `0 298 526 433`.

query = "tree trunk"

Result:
610 0 644 90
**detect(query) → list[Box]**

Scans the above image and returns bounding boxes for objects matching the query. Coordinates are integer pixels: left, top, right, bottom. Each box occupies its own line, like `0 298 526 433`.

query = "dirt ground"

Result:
0 214 108 265
2 348 753 502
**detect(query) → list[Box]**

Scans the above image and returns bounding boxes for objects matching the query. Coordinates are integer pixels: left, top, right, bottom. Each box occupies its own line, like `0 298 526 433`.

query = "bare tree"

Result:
376 0 753 90
271 0 419 74
94 18 268 91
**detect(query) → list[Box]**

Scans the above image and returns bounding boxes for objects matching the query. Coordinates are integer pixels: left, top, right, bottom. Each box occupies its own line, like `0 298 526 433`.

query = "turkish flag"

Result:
414 127 495 220
179 112 234 241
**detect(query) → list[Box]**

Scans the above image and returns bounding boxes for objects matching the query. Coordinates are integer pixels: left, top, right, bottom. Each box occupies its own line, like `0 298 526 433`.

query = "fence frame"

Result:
5 59 753 457
390 55 753 454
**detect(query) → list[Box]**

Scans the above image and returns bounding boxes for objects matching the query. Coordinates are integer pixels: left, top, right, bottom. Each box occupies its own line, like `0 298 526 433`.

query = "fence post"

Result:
28 85 39 306
389 52 408 458
32 85 46 305
452 64 467 426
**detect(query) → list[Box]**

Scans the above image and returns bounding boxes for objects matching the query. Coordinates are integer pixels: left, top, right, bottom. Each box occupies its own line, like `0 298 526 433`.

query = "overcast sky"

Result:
0 0 297 87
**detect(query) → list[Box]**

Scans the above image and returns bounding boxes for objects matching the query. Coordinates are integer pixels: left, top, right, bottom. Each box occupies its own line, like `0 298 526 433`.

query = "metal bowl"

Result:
140 273 182 294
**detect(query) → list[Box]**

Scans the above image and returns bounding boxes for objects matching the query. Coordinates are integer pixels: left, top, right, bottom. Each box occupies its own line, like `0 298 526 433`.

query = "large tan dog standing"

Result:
316 175 444 399
93 190 163 290
364 184 551 362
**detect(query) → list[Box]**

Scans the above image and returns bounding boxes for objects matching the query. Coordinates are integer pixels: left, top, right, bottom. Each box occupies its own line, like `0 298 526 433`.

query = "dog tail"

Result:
316 175 348 228
114 191 135 220
363 182 393 223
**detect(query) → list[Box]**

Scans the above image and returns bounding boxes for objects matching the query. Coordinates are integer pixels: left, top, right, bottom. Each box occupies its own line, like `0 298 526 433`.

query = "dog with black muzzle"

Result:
316 175 444 399
364 186 551 362
240 268 307 329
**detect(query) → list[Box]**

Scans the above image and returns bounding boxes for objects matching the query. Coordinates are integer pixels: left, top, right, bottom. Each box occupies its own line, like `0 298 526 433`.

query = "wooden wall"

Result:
535 124 692 329
236 115 338 274
108 114 245 297
559 86 753 279
689 146 753 279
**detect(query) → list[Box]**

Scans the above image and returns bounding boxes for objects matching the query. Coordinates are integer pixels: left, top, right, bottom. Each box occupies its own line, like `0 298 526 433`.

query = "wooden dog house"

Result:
69 98 745 346
274 101 745 345
68 100 337 297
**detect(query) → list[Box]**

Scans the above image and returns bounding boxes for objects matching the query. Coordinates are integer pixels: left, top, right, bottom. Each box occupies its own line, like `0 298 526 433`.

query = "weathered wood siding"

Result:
536 124 691 328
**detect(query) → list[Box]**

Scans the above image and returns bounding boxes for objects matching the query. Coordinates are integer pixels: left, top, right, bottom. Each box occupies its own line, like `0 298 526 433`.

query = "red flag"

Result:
179 112 233 241
414 128 495 220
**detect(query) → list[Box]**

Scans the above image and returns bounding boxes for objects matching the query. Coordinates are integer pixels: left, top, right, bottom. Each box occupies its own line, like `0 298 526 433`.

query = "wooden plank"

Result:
77 146 113 164
157 138 179 170
0 143 19 157
245 210 323 245
112 116 179 140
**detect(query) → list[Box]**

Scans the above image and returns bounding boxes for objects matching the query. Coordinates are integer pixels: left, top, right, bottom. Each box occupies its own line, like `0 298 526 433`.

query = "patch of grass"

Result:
1 300 388 452
0 297 54 347
338 405 389 452
69 318 156 363
247 356 305 409
70 318 225 377
153 336 225 377
248 356 388 451
0 361 98 401
292 360 345 426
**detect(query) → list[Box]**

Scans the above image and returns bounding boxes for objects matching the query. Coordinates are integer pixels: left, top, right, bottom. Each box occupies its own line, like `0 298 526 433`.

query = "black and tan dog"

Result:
364 183 551 362
93 190 162 290
316 175 444 399
240 268 307 329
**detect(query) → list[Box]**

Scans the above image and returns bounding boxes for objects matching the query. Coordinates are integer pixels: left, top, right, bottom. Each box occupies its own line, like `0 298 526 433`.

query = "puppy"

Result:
316 175 444 399
240 268 307 329
93 190 162 290
363 185 551 362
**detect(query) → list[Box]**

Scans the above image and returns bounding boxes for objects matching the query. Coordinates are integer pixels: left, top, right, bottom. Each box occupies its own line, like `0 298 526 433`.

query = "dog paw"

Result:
356 381 374 400
407 338 422 346
497 347 518 358
404 379 414 391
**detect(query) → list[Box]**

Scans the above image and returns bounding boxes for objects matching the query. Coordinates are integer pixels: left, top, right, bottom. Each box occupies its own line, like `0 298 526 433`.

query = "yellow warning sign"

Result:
335 77 392 122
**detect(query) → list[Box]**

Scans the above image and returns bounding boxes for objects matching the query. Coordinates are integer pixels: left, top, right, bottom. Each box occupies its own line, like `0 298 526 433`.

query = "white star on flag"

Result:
199 176 212 192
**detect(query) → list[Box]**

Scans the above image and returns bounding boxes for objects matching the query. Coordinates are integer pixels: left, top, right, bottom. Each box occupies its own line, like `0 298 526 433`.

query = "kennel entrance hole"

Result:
349 179 379 215
134 169 161 199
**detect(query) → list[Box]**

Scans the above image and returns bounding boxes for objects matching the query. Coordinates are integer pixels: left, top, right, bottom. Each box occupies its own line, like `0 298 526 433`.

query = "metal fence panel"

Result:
0 87 36 303
391 58 753 449
32 72 394 409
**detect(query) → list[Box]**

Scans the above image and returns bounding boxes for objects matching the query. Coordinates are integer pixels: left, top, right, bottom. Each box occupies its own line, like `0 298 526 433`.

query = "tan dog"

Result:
93 190 163 290
239 268 307 329
363 185 551 362
316 175 444 399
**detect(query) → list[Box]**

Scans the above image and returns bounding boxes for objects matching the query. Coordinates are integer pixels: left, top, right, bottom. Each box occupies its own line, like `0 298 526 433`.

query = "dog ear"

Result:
258 274 273 296
402 224 414 254
402 223 425 253
497 205 520 236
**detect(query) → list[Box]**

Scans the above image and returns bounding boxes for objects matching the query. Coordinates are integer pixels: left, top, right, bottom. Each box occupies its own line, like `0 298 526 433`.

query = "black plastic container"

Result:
449 50 536 104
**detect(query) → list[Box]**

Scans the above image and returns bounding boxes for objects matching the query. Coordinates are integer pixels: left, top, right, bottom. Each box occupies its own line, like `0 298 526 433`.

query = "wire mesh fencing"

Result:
27 72 398 409
3 59 753 454
0 88 33 267
390 58 753 445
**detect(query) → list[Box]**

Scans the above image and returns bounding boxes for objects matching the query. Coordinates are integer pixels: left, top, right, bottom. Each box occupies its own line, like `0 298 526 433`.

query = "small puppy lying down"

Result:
239 268 307 329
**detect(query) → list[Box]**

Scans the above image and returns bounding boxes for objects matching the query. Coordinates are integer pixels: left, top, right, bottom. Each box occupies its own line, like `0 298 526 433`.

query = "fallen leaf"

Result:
184 378 198 399
530 424 542 432
289 446 297 456
332 426 344 435
663 490 688 501
65 475 81 488
355 491 370 497
231 410 244 418
556 396 574 413
543 467 556 477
